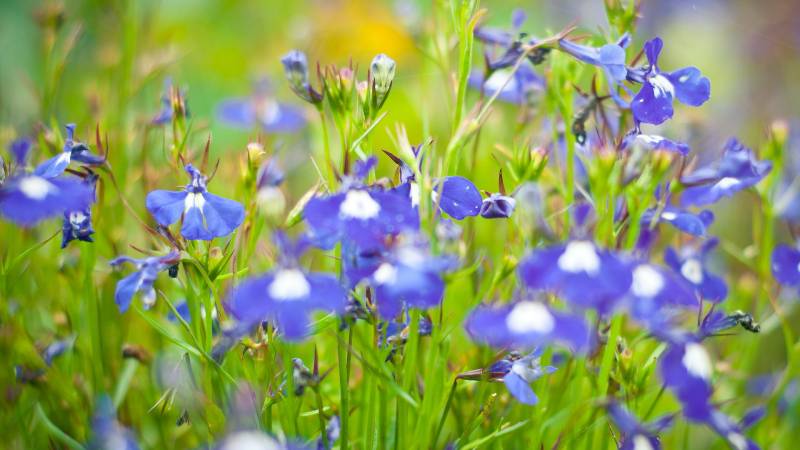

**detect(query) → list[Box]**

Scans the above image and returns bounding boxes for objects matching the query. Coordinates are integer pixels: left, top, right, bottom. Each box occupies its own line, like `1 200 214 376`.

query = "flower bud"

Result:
370 53 396 109
281 50 322 104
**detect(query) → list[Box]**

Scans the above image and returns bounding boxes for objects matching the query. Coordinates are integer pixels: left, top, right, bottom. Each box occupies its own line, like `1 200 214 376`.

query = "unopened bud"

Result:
370 53 396 109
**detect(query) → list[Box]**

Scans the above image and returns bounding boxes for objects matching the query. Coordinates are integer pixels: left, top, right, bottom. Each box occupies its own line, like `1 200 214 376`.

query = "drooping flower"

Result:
109 250 180 312
480 193 516 219
465 300 591 352
606 401 674 450
35 124 104 179
664 239 727 302
281 50 323 105
217 79 307 133
146 164 245 241
518 240 632 313
303 158 419 250
681 138 772 206
151 78 189 125
225 233 347 341
61 172 99 248
771 242 800 287
461 350 556 405
0 173 94 226
630 37 710 125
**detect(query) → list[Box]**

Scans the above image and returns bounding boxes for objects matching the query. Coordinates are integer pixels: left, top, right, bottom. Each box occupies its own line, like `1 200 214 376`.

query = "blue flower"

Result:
217 79 307 133
630 37 710 125
480 193 516 219
558 34 629 83
518 240 632 313
606 401 673 450
281 50 323 105
621 132 690 156
0 173 94 226
468 65 544 105
89 396 139 450
226 233 347 341
61 172 99 248
364 235 454 319
459 349 556 405
771 242 800 287
664 239 727 302
109 250 180 312
624 262 698 325
10 137 32 166
146 164 245 241
151 78 188 125
641 206 714 237
303 183 419 250
681 138 772 206
35 124 104 178
42 335 77 366
465 300 591 352
434 176 483 220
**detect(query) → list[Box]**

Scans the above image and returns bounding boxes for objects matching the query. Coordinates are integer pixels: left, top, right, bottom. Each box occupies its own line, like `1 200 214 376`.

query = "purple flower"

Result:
281 50 323 105
558 34 629 83
0 173 94 226
435 176 483 220
34 124 104 178
61 172 99 248
630 37 710 125
303 184 419 250
42 335 76 366
226 234 347 341
89 396 139 450
606 401 673 450
146 164 245 241
681 138 772 206
217 79 307 133
468 65 545 105
664 239 727 302
624 262 698 325
771 242 800 286
365 236 454 319
641 206 714 237
480 193 516 219
621 132 690 156
465 300 591 352
109 250 180 312
518 240 632 313
10 137 32 166
459 349 556 405
151 78 188 125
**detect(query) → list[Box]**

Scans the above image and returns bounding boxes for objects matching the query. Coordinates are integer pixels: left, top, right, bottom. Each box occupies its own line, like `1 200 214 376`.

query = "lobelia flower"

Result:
146 164 245 241
629 37 710 125
225 233 347 341
364 235 455 319
664 238 727 302
88 396 139 450
480 193 516 218
468 65 545 105
61 172 99 248
518 240 632 313
109 250 180 312
558 34 629 84
151 78 189 125
35 124 105 178
42 334 77 366
465 300 591 352
621 132 690 156
641 205 714 237
303 158 419 250
771 242 800 287
681 138 772 207
459 349 556 405
605 401 674 450
624 262 698 326
659 341 760 450
10 137 32 167
434 175 483 220
217 79 307 133
0 171 94 227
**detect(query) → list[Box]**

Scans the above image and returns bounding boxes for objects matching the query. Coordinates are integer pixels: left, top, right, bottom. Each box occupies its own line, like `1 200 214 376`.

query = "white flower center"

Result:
682 342 712 379
268 269 310 301
373 263 398 285
184 192 206 213
19 176 54 200
660 211 677 221
557 241 601 275
339 190 381 220
409 182 420 208
680 259 704 284
219 431 281 450
69 211 87 224
483 70 519 94
649 74 675 98
631 265 665 298
505 301 555 335
726 432 748 450
716 177 740 190
632 435 655 450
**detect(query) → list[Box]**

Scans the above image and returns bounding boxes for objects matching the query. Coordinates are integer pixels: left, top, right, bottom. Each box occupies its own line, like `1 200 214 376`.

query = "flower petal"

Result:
667 67 710 107
145 190 187 226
